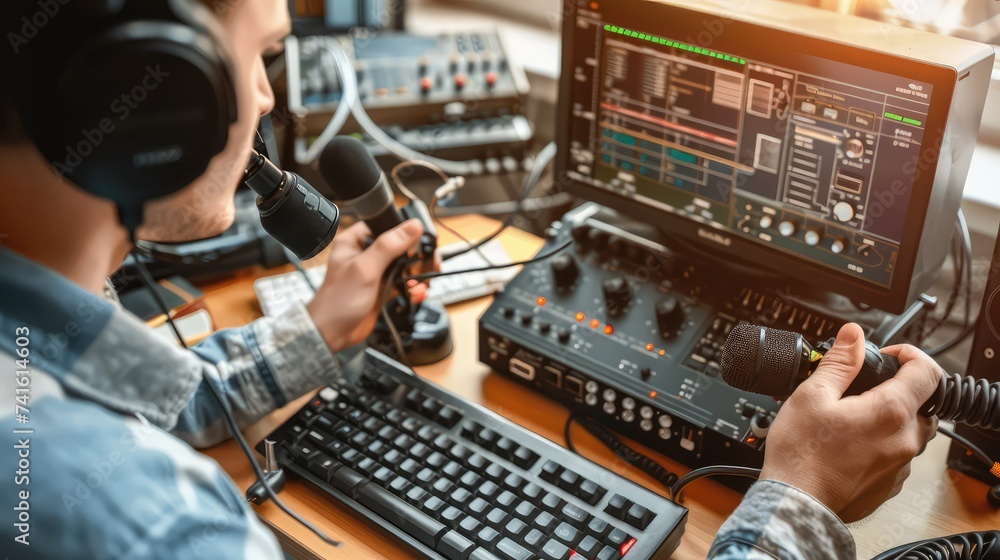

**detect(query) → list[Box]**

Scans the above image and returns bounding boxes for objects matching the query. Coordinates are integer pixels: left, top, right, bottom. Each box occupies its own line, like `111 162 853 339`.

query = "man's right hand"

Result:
758 323 939 522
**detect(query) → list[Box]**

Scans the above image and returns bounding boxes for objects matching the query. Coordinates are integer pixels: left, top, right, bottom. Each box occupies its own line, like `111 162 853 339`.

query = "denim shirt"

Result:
0 248 340 559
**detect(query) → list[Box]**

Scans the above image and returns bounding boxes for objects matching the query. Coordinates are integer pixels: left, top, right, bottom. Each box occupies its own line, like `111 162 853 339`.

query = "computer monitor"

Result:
557 0 994 313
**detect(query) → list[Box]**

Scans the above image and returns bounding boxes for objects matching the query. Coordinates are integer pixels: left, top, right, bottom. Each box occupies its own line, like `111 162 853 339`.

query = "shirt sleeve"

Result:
171 302 342 448
707 480 856 560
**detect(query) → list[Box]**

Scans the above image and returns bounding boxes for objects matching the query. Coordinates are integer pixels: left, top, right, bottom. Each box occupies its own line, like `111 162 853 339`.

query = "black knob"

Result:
640 368 652 381
988 485 1000 509
603 277 632 316
501 307 515 319
558 330 572 344
656 296 685 337
520 313 533 326
551 254 580 291
538 322 552 335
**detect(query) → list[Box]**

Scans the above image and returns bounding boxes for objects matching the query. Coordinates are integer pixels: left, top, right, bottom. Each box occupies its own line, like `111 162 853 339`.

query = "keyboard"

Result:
254 240 517 317
260 349 687 560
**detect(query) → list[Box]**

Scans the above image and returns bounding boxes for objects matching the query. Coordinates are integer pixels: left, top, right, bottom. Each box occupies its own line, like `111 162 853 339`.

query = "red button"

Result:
620 537 638 557
486 72 498 87
420 77 432 93
454 74 467 89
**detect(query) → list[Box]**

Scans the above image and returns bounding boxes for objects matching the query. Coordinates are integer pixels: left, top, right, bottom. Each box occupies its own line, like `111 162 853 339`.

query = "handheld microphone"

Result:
719 324 900 398
719 324 1000 430
244 150 339 260
318 136 436 260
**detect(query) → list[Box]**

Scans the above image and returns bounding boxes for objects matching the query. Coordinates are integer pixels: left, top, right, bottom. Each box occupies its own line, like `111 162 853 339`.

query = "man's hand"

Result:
306 219 425 353
758 323 939 522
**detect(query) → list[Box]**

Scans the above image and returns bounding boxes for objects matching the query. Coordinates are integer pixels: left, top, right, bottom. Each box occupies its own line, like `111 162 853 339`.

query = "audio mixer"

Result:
286 31 530 136
480 204 927 486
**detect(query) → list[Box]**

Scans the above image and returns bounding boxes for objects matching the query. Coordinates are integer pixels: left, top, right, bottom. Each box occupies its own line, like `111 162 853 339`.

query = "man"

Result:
0 1 941 559
0 1 426 558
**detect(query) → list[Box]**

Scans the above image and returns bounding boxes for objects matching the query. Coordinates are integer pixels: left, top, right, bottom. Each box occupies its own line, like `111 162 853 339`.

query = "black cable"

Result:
924 222 964 339
871 531 1000 560
575 416 678 491
131 250 188 349
669 466 762 503
133 253 344 547
442 141 557 263
379 259 411 368
937 425 994 467
924 373 1000 430
403 239 573 283
564 413 579 455
926 321 978 358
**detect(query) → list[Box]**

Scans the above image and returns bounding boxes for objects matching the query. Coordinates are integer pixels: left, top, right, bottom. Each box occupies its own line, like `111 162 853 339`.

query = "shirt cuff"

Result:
709 479 855 560
251 301 342 403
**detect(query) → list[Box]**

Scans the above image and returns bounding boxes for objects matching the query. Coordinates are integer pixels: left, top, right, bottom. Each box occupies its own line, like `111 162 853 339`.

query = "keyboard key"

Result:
459 515 482 535
450 444 473 462
558 469 581 492
496 490 518 509
495 537 532 560
477 526 502 548
540 492 564 512
355 457 378 477
461 420 481 439
441 506 464 528
306 456 340 482
540 460 561 482
422 495 446 516
421 397 442 418
554 522 580 547
433 434 455 451
478 428 499 447
605 494 629 518
399 458 420 475
401 416 422 434
405 486 428 506
477 481 500 500
626 503 654 530
460 471 482 488
523 528 545 549
409 443 431 461
450 487 474 508
495 437 516 458
541 539 570 560
532 511 558 533
405 388 424 410
502 473 524 493
620 536 638 557
486 507 509 527
416 425 438 443
511 446 538 469
373 467 395 486
579 479 605 505
416 468 438 485
443 461 465 479
389 476 411 496
606 528 629 549
468 497 491 518
427 452 448 469
562 503 590 526
484 463 507 482
438 530 475 560
470 550 503 560
437 406 462 428
503 518 528 539
513 502 537 522
330 467 367 499
587 517 612 540
520 482 544 502
578 535 602 558
433 478 456 497
393 434 416 452
357 483 446 548
467 454 488 472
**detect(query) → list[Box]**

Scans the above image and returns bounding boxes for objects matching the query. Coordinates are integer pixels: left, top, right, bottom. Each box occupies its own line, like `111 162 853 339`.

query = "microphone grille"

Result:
318 136 382 201
720 323 762 391
721 324 803 396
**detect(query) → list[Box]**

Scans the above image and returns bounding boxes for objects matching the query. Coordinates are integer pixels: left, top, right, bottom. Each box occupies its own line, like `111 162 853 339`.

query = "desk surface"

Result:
200 214 1000 560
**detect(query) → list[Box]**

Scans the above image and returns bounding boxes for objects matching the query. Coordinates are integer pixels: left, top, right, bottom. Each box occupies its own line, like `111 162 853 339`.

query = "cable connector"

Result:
991 462 1000 479
434 176 466 200
246 439 286 505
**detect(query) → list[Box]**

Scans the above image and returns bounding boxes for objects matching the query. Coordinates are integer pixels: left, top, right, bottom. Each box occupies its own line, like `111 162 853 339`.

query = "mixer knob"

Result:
777 220 796 237
830 238 846 254
655 296 684 338
551 254 580 291
558 329 572 344
758 215 773 229
803 229 821 246
845 138 865 159
501 307 515 319
602 277 633 316
833 201 855 222
519 313 533 326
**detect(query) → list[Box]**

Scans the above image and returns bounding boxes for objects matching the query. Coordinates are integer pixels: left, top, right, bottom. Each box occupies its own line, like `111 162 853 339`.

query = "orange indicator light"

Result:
604 325 614 335
747 437 757 444
589 1 599 9
536 296 547 307
590 319 600 329
576 312 586 322
649 390 657 398
645 343 654 352
658 349 666 356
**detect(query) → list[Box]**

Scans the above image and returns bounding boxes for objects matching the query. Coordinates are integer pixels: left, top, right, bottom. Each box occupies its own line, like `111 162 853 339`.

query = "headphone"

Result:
6 0 237 233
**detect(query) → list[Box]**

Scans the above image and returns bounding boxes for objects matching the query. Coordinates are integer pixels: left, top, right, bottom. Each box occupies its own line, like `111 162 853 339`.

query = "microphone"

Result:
719 324 899 398
244 150 339 260
319 136 436 259
719 324 1000 430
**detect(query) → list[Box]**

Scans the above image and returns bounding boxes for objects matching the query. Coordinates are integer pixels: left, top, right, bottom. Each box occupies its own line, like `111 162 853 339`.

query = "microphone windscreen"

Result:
318 136 382 201
720 324 802 396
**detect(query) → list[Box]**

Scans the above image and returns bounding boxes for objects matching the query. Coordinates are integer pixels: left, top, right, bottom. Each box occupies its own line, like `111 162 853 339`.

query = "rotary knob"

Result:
551 254 580 291
759 215 773 229
833 201 855 222
603 277 633 316
803 229 821 246
778 220 796 237
656 296 685 338
830 238 846 254
845 138 865 159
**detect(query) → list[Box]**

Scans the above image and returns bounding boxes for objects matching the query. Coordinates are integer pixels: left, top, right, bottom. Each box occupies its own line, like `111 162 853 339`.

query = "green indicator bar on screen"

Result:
884 112 903 121
604 24 611 31
902 117 922 126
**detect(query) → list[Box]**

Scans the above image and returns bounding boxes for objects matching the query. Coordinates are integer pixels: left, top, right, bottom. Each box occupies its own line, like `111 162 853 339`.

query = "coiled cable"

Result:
924 373 1000 431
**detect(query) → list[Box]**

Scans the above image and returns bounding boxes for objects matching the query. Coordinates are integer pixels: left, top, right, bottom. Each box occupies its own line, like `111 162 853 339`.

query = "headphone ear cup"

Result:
34 20 237 212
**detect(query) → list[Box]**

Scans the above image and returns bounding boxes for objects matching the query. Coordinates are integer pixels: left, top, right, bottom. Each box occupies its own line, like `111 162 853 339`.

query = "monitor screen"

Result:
558 0 991 312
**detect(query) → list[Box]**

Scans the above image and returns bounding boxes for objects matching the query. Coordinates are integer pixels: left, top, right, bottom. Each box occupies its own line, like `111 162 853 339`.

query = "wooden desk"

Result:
200 214 1000 559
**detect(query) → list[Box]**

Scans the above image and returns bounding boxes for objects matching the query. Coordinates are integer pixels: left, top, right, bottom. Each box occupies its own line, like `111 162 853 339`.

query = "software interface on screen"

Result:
564 9 937 291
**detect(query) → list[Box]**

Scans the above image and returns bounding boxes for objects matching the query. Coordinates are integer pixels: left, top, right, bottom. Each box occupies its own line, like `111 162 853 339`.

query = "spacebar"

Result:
357 484 447 548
